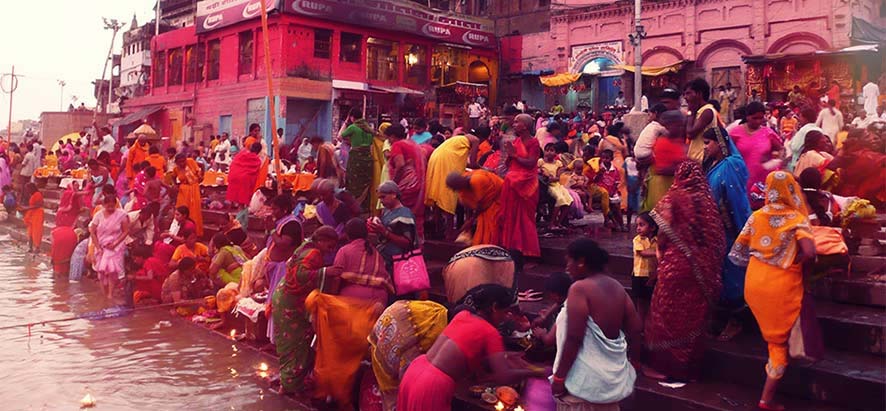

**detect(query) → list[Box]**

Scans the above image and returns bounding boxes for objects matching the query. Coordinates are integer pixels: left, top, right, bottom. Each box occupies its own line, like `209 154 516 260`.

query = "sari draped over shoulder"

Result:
705 128 752 303
646 161 725 380
425 135 471 215
226 151 263 206
369 300 449 410
389 139 426 240
499 136 541 257
175 158 203 236
272 243 327 394
24 191 44 247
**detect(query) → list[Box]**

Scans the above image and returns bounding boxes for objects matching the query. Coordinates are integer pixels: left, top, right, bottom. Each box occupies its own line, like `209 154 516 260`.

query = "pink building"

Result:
510 0 885 111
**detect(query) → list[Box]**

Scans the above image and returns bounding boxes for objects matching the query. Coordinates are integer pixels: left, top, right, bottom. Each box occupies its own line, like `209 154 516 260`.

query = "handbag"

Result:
392 248 430 295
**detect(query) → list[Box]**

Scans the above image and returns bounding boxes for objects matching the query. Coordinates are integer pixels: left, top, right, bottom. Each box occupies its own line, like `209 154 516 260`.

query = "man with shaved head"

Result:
499 112 542 272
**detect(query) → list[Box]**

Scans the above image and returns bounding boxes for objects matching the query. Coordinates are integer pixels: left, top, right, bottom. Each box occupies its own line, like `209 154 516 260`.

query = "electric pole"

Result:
96 18 126 119
1 66 20 142
628 0 646 112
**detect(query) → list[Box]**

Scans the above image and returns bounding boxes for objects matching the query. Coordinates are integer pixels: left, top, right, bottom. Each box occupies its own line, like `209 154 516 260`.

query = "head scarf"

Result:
729 171 813 269
378 122 392 135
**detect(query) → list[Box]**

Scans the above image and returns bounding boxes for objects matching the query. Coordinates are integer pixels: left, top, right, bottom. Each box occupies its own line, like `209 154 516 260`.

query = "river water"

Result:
0 244 303 410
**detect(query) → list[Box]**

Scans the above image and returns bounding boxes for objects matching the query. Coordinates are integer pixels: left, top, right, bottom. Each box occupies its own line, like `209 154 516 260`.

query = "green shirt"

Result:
341 122 373 148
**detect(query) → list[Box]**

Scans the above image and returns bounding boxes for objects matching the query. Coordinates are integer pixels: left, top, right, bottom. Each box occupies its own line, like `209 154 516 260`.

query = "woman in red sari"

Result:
499 114 541 261
384 124 427 241
644 161 725 381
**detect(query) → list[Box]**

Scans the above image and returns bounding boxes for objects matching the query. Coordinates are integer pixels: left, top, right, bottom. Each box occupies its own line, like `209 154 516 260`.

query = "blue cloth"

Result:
411 131 433 145
3 192 16 211
706 136 752 303
69 239 89 281
552 304 636 403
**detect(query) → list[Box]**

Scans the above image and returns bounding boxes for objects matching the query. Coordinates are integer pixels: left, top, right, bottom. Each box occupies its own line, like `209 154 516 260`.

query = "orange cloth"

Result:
478 140 492 158
146 153 166 173
125 142 149 179
305 290 381 410
730 171 813 377
174 158 204 236
24 191 44 247
457 170 502 245
597 135 628 210
279 173 315 194
201 170 228 186
244 136 257 151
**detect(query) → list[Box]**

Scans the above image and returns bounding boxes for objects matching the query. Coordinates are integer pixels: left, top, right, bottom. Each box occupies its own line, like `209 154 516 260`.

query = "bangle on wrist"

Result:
552 376 566 383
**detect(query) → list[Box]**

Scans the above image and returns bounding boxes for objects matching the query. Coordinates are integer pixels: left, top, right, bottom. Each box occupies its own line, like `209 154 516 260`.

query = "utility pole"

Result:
1 66 20 142
628 0 646 112
259 0 282 195
96 18 126 119
57 80 66 111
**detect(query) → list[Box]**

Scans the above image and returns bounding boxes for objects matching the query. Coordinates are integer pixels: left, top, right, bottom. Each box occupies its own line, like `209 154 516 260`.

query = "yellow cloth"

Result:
614 61 684 76
632 235 657 277
370 134 388 215
539 159 573 207
174 158 204 236
44 154 59 170
171 242 209 262
540 72 581 87
305 290 381 410
793 150 833 179
201 170 228 186
369 300 448 410
425 135 471 214
688 104 720 163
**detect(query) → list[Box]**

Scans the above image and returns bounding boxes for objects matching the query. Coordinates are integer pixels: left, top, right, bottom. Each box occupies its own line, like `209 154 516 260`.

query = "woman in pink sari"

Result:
384 124 427 241
89 193 130 299
499 114 541 262
730 102 783 207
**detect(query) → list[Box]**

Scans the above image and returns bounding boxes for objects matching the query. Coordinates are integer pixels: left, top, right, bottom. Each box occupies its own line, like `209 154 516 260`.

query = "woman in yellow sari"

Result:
371 123 392 216
728 171 818 411
173 153 203 236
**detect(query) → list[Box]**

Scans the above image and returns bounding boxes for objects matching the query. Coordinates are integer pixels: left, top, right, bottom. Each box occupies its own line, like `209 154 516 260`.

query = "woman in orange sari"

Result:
499 114 541 262
446 169 503 246
173 153 203 236
125 136 149 181
729 171 818 410
21 182 44 255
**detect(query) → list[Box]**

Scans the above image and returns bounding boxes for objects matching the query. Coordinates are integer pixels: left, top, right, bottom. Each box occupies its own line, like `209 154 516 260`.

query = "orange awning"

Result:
539 73 582 87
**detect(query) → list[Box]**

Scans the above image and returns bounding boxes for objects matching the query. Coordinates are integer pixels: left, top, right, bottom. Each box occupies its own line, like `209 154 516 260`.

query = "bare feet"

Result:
642 366 667 380
717 319 743 342
758 400 785 410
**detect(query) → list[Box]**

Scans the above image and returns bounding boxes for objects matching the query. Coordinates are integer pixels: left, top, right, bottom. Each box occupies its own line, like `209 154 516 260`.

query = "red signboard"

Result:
283 0 495 48
196 0 280 34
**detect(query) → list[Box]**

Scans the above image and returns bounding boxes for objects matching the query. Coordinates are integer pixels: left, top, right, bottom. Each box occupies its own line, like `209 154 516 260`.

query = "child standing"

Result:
538 143 573 229
632 212 658 320
595 149 624 231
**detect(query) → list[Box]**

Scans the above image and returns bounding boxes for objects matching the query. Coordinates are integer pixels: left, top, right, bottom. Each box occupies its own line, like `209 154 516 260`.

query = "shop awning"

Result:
613 60 685 76
114 105 163 126
743 44 879 63
539 73 581 87
851 17 886 45
369 85 425 96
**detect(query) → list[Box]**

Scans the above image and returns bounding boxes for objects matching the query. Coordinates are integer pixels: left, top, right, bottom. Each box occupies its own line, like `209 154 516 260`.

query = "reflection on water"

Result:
0 246 303 410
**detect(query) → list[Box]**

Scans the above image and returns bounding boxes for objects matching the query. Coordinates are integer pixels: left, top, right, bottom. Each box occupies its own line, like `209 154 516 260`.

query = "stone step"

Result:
704 335 886 409
812 274 886 308
626 376 846 411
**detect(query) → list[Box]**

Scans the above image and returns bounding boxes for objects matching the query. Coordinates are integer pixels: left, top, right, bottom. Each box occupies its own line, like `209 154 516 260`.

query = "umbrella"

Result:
50 132 86 153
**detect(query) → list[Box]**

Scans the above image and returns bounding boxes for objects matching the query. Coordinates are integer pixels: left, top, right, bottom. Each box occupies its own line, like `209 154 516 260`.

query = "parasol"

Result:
133 123 157 137
50 132 87 153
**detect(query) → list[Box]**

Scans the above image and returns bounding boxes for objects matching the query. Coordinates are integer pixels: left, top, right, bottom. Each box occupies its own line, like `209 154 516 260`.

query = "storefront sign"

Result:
285 0 495 48
196 0 280 33
570 41 624 74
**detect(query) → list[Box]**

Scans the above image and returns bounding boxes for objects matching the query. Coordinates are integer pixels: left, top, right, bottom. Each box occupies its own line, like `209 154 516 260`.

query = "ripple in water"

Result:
0 247 305 410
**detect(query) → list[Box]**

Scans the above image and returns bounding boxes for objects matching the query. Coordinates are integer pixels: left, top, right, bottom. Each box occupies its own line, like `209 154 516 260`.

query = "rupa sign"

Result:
285 0 495 48
196 0 280 34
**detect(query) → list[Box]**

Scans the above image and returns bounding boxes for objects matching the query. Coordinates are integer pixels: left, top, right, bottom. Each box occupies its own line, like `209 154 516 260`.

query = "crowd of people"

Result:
0 74 879 411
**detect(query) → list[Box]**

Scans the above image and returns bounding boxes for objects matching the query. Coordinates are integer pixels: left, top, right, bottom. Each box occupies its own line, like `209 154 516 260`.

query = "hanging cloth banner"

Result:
539 73 582 87
613 61 685 77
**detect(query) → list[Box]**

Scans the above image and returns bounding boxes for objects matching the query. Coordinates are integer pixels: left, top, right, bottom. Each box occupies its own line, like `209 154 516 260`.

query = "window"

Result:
238 30 254 76
367 38 398 81
404 44 428 86
186 44 206 83
207 39 220 80
168 48 183 85
340 32 362 63
539 0 549 6
153 50 166 87
313 29 332 59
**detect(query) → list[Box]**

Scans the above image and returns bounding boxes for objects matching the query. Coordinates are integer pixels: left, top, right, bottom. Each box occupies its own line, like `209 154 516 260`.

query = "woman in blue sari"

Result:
702 125 752 340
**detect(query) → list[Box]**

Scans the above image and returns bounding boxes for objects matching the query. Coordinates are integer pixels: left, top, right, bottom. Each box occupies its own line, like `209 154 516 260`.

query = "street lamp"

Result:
627 0 647 112
57 80 66 111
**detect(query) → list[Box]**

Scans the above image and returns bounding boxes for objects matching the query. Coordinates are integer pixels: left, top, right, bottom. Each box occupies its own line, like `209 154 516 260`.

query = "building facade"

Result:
121 0 498 149
513 0 884 111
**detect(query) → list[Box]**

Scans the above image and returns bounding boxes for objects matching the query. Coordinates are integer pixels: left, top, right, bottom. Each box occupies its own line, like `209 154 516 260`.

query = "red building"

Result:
120 0 498 149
